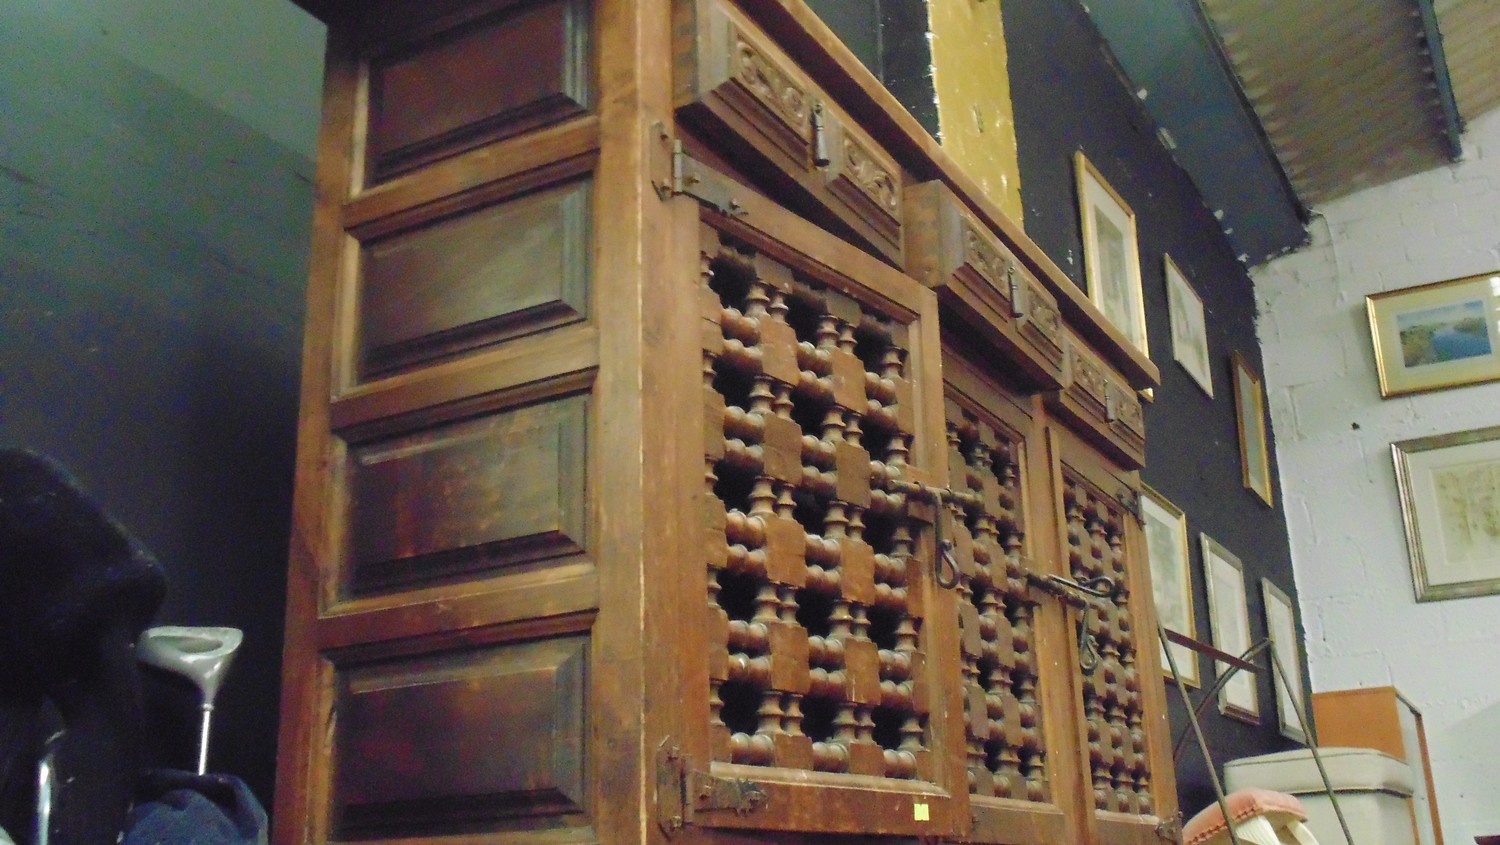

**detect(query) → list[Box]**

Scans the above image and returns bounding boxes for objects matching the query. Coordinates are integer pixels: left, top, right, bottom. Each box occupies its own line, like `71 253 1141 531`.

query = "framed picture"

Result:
1232 352 1273 506
1393 424 1500 601
1260 579 1306 743
1075 151 1147 354
1165 255 1212 397
1141 485 1199 687
1367 270 1500 398
1201 534 1258 724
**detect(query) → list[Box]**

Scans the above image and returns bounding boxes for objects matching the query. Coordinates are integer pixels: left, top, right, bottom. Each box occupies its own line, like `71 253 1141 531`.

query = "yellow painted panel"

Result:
928 0 1024 226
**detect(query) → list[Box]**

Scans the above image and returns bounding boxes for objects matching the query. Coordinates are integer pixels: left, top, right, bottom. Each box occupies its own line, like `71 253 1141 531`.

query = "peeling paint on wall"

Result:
928 0 1024 224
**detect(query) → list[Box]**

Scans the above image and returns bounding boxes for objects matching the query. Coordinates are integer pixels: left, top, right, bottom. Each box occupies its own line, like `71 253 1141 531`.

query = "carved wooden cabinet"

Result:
273 1 1175 844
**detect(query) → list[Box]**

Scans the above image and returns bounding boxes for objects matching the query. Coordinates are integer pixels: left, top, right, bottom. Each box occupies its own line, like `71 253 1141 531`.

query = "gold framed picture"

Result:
1367 270 1500 398
1165 255 1212 397
1201 534 1258 724
1141 485 1199 687
1075 150 1147 354
1231 352 1273 506
1260 578 1306 743
1393 424 1500 602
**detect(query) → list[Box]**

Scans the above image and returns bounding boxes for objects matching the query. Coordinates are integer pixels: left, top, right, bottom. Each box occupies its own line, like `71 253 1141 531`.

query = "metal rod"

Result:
1171 639 1272 761
1266 644 1355 845
1163 628 1258 674
1160 624 1244 845
36 730 63 845
197 703 215 775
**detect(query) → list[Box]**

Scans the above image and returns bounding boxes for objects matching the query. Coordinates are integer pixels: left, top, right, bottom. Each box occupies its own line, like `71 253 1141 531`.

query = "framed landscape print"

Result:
1075 150 1147 354
1367 270 1500 398
1165 255 1213 397
1393 424 1500 602
1142 485 1199 687
1201 534 1258 723
1260 579 1306 743
1232 352 1273 506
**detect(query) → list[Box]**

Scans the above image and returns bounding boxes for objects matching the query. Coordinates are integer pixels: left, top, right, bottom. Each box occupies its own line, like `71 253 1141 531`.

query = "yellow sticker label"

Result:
913 802 930 822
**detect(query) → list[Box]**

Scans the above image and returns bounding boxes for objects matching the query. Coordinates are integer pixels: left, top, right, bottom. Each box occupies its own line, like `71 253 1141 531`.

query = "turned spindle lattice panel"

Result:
1062 473 1151 815
942 399 1048 802
698 223 933 783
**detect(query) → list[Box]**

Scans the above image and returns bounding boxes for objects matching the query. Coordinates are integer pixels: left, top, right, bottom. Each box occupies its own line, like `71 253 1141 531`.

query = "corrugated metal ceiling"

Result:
1199 0 1459 205
1436 0 1500 119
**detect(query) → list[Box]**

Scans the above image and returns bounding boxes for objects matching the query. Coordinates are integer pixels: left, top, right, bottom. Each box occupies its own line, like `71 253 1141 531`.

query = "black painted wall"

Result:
0 9 313 812
1001 0 1307 816
805 0 940 135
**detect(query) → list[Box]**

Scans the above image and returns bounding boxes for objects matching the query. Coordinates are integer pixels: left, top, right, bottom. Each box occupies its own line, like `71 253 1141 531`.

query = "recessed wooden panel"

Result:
346 394 588 594
365 0 592 181
358 178 591 378
334 634 588 835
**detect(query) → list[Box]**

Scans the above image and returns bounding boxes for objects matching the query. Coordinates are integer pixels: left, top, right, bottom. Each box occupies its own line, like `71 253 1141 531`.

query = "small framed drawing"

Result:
1232 352 1273 506
1075 150 1147 354
1393 424 1500 601
1261 579 1306 743
1201 534 1258 724
1367 270 1500 398
1165 255 1212 397
1141 485 1199 687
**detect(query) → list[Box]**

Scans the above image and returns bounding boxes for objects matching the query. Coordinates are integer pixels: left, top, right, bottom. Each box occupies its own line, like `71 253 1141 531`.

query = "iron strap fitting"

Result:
656 740 768 837
651 123 747 218
1156 810 1184 842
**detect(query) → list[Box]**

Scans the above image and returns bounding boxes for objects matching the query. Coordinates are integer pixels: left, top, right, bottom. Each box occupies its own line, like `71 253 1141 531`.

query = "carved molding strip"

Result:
839 135 900 220
1113 388 1145 439
1025 282 1064 348
960 222 1007 290
732 30 811 138
1068 343 1108 408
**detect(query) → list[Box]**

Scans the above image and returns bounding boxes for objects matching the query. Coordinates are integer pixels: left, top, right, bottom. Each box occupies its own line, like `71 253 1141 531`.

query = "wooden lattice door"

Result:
664 170 967 837
1052 428 1178 845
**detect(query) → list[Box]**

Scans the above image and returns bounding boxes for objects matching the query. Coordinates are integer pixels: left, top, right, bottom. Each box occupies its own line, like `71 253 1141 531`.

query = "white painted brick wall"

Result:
1253 107 1500 842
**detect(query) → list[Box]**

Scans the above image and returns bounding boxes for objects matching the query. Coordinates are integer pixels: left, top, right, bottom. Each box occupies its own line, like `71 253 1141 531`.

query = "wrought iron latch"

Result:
871 476 968 589
656 740 768 837
1006 262 1028 321
811 100 832 167
651 123 747 218
1023 567 1117 673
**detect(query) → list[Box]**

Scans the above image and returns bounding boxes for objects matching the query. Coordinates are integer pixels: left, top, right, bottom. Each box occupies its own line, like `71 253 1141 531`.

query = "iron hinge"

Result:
656 739 768 837
1118 485 1143 525
651 124 747 218
1156 810 1184 842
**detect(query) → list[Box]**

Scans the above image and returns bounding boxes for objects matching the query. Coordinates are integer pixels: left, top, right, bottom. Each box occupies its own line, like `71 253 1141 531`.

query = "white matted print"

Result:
1141 486 1198 687
1201 534 1258 724
1075 151 1147 354
1394 424 1500 601
1165 255 1212 397
1260 579 1305 743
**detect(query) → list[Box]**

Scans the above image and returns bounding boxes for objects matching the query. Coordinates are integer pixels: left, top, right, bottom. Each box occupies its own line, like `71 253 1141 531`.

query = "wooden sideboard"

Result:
272 1 1175 844
1312 686 1444 845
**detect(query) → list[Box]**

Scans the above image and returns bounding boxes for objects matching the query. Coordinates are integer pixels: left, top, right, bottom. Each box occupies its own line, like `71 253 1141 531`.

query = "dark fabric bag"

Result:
0 449 167 845
124 770 266 845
